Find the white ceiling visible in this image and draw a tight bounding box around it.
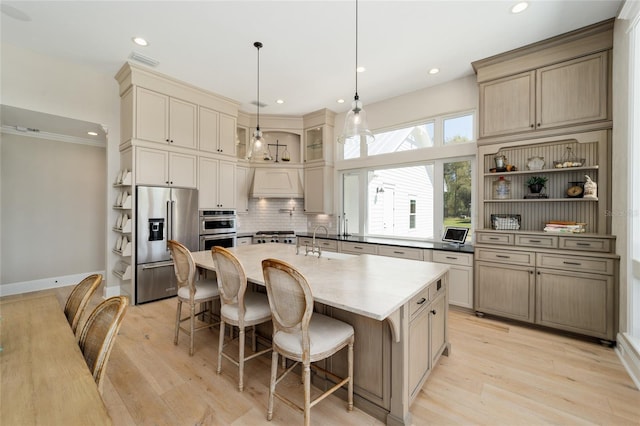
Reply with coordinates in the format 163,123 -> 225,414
1,0 -> 623,135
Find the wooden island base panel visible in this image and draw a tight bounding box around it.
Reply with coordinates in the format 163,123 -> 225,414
192,244 -> 450,425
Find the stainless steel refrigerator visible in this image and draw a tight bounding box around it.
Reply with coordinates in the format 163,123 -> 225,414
136,186 -> 198,304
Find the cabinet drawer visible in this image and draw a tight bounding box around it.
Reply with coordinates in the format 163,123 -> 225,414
475,248 -> 534,266
476,232 -> 514,245
536,253 -> 615,275
515,234 -> 558,248
339,241 -> 377,255
316,239 -> 338,251
298,237 -> 338,251
559,237 -> 612,253
409,286 -> 430,318
432,251 -> 472,266
377,246 -> 423,260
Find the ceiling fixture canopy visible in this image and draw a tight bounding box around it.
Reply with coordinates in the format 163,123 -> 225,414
338,0 -> 374,145
248,41 -> 265,160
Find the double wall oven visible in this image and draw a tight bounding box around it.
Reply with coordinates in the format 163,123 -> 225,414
199,210 -> 237,251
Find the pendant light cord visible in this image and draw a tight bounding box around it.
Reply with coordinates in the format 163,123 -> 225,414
254,41 -> 262,130
354,0 -> 359,100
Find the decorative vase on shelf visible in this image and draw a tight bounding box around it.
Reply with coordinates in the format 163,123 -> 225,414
492,176 -> 511,199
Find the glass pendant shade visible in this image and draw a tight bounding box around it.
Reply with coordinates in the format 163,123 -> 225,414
338,96 -> 374,144
248,128 -> 264,159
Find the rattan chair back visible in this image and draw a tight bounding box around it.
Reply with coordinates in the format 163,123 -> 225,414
211,246 -> 247,320
167,240 -> 198,302
78,296 -> 129,393
64,274 -> 103,335
261,258 -> 314,356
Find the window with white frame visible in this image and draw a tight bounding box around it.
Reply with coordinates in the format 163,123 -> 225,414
339,111 -> 475,241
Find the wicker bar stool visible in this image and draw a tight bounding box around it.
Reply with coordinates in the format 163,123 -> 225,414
211,246 -> 272,391
168,240 -> 220,356
261,258 -> 354,426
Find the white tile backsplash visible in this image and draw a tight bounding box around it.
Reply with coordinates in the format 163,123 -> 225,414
236,198 -> 337,234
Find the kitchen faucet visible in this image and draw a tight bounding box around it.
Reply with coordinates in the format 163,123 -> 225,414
304,225 -> 328,257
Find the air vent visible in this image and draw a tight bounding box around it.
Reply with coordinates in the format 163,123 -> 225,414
129,51 -> 159,67
250,100 -> 268,108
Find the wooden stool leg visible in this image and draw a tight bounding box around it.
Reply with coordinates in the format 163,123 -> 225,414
239,327 -> 245,391
189,303 -> 196,356
348,339 -> 354,411
303,362 -> 311,426
267,350 -> 278,421
217,321 -> 225,374
174,300 -> 182,345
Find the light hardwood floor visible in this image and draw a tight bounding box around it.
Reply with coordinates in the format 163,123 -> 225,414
8,286 -> 640,425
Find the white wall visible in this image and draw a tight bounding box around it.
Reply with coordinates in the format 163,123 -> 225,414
1,43 -> 120,294
335,75 -> 478,139
1,134 -> 106,283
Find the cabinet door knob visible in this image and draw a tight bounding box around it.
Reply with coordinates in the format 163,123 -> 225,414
530,124 -> 534,128
166,138 -> 170,142
537,123 -> 541,127
430,309 -> 437,315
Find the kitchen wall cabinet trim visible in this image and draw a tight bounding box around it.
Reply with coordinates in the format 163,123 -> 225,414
472,19 -> 613,83
235,166 -> 251,214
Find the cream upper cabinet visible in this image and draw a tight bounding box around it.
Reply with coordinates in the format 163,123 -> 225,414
199,107 -> 237,157
304,165 -> 333,214
303,109 -> 335,165
136,87 -> 197,149
199,157 -> 236,209
136,147 -> 197,188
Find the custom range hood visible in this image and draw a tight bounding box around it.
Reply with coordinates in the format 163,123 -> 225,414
250,168 -> 303,198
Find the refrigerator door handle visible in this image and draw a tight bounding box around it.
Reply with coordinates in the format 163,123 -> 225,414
166,200 -> 172,251
141,260 -> 175,269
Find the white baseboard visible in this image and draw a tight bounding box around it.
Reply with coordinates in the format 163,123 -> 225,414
616,332 -> 640,391
0,270 -> 107,297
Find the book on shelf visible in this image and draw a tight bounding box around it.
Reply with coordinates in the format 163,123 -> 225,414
543,222 -> 586,233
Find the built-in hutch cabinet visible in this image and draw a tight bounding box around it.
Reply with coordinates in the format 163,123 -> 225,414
472,19 -> 618,343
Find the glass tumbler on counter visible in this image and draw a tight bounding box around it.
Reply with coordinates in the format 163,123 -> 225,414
492,176 -> 511,199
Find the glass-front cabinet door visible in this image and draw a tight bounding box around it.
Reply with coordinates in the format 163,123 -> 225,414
305,126 -> 324,162
236,126 -> 248,160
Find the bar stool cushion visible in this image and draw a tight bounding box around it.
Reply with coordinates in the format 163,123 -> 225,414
177,279 -> 219,301
220,292 -> 271,323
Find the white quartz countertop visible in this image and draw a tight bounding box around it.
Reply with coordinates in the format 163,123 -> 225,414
192,243 -> 449,321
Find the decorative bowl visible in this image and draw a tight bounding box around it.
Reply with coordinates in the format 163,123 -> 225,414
553,158 -> 585,168
527,156 -> 545,171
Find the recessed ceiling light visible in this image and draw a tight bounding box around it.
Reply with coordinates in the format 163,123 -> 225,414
428,68 -> 440,75
132,37 -> 149,47
87,131 -> 98,136
356,66 -> 366,73
337,99 -> 345,104
276,99 -> 284,104
511,2 -> 528,14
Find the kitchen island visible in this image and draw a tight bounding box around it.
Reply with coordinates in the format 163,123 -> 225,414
192,244 -> 450,426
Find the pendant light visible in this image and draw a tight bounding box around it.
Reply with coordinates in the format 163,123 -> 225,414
338,0 -> 374,144
248,41 -> 265,159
